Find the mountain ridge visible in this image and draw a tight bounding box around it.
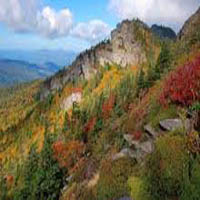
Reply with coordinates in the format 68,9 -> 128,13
0,59 -> 61,86
178,7 -> 200,43
151,24 -> 176,40
40,19 -> 161,99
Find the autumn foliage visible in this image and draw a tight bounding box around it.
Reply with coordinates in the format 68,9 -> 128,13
102,94 -> 115,119
5,175 -> 14,187
52,140 -> 85,171
187,132 -> 200,154
83,117 -> 97,133
132,131 -> 143,140
160,56 -> 200,106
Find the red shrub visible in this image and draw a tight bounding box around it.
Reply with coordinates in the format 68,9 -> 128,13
132,131 -> 143,140
102,94 -> 115,119
83,117 -> 96,133
4,175 -> 14,186
160,56 -> 200,106
52,140 -> 85,171
71,87 -> 83,93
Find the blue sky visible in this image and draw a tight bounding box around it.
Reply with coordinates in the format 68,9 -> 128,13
44,0 -> 116,25
0,0 -> 199,52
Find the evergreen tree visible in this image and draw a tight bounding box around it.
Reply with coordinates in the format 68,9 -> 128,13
146,42 -> 172,87
36,134 -> 65,200
136,68 -> 148,95
155,42 -> 171,76
15,135 -> 65,200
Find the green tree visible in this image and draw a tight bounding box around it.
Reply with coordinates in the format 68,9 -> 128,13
15,135 -> 65,200
136,68 -> 148,95
154,42 -> 172,78
146,42 -> 172,88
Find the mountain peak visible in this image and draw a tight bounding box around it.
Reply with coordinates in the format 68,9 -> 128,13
151,24 -> 176,40
178,7 -> 200,41
40,19 -> 160,99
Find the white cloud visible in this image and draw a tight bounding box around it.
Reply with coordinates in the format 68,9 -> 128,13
108,0 -> 200,31
71,20 -> 111,43
0,0 -> 110,43
37,6 -> 73,38
0,0 -> 38,32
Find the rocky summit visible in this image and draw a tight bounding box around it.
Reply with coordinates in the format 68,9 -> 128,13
40,19 -> 160,99
178,7 -> 200,41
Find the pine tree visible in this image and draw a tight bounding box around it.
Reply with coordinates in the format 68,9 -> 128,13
146,42 -> 172,87
155,42 -> 171,77
136,69 -> 147,95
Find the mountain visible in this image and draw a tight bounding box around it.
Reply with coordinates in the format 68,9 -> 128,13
41,19 -> 161,99
1,7 -> 200,200
151,24 -> 176,40
0,59 -> 61,86
0,49 -> 77,67
178,7 -> 200,41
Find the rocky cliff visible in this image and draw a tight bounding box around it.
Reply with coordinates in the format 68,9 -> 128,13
178,7 -> 200,41
40,19 -> 160,99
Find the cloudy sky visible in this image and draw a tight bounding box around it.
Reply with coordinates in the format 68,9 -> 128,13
0,0 -> 199,51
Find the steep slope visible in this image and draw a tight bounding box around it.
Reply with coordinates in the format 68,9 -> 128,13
2,9 -> 200,200
40,19 -> 161,99
151,24 -> 176,40
0,59 -> 61,86
178,7 -> 200,44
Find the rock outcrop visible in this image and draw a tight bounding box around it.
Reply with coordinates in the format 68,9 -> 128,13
61,92 -> 82,111
40,19 -> 159,100
144,124 -> 158,138
159,118 -> 190,132
178,7 -> 200,41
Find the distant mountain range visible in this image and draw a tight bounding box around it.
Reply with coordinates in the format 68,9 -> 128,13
151,24 -> 176,40
0,59 -> 62,86
0,49 -> 78,86
0,49 -> 77,67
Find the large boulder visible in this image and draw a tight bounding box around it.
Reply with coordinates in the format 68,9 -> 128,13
159,118 -> 190,132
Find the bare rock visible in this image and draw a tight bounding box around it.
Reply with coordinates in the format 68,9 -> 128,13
112,148 -> 136,161
139,141 -> 154,154
61,92 -> 82,111
144,124 -> 158,138
159,119 -> 183,131
159,118 -> 191,132
40,19 -> 159,100
123,134 -> 140,147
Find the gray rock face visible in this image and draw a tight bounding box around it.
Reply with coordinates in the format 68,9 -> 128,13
123,134 -> 140,147
61,92 -> 82,111
144,124 -> 158,138
159,119 -> 186,131
122,133 -> 155,162
178,7 -> 200,40
40,20 -> 153,99
139,141 -> 154,154
112,148 -> 136,161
